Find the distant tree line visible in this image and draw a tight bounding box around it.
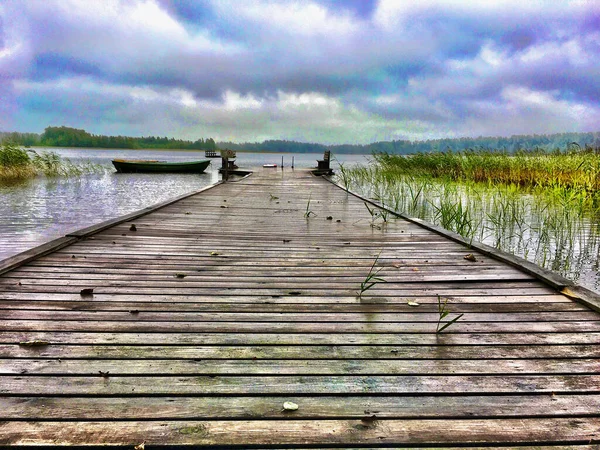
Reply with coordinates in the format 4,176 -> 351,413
1,126 -> 599,154
220,131 -> 600,154
0,126 -> 217,150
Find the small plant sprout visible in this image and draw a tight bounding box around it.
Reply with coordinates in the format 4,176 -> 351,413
436,295 -> 463,333
357,250 -> 386,299
364,202 -> 390,225
304,194 -> 316,218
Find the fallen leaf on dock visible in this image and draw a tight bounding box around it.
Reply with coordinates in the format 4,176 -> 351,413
464,253 -> 477,262
99,370 -> 110,378
210,251 -> 220,256
288,291 -> 301,296
80,288 -> 94,297
129,224 -> 137,231
283,401 -> 299,411
174,273 -> 187,279
134,442 -> 145,450
407,301 -> 420,307
19,340 -> 50,347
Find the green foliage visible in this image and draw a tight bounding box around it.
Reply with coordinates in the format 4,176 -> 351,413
339,147 -> 600,284
364,201 -> 390,225
436,295 -> 463,333
0,144 -> 104,183
357,251 -> 386,299
0,142 -> 31,167
37,126 -> 217,150
218,131 -> 600,155
372,147 -> 600,193
304,194 -> 316,218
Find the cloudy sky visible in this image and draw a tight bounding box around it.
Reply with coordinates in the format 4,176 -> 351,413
1,0 -> 599,144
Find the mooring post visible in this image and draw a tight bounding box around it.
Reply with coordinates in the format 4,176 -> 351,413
281,155 -> 284,169
292,156 -> 294,169
222,157 -> 229,181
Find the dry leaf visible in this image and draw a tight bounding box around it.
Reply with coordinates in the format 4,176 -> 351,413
210,251 -> 220,256
174,273 -> 187,279
391,263 -> 402,268
134,441 -> 145,450
80,288 -> 94,297
283,401 -> 298,411
129,224 -> 137,231
407,301 -> 420,307
464,253 -> 477,262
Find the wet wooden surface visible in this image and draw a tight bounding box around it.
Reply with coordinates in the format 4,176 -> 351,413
1,168 -> 599,448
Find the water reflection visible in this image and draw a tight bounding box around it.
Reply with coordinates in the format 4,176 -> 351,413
0,170 -> 217,260
0,148 -> 370,261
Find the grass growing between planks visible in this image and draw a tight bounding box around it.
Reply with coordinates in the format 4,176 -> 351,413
0,142 -> 104,183
336,147 -> 600,286
357,251 -> 386,299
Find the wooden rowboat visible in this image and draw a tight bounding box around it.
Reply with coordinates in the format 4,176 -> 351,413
112,159 -> 211,173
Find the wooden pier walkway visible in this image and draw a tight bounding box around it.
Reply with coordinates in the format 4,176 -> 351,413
0,168 -> 599,447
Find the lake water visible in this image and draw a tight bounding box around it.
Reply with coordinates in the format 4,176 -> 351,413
0,148 -> 371,260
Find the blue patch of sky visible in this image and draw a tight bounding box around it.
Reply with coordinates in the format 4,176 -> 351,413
316,0 -> 378,19
158,0 -> 246,42
31,54 -> 103,81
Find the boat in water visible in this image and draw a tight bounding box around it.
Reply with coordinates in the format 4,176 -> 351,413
263,164 -> 278,168
112,159 -> 211,173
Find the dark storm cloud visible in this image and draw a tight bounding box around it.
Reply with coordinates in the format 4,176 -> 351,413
2,0 -> 599,143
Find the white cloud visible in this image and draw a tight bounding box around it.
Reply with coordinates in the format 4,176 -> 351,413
215,0 -> 359,37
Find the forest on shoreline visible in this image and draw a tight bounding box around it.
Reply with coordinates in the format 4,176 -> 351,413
1,125 -> 599,154
0,126 -> 217,150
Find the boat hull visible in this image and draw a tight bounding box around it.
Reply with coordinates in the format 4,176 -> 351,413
112,159 -> 211,173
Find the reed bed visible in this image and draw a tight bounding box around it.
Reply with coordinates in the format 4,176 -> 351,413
0,143 -> 104,183
374,146 -> 600,198
337,148 -> 600,286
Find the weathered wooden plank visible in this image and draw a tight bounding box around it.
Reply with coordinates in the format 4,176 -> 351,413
4,344 -> 599,359
4,264 -> 531,276
0,292 -> 572,304
1,285 -> 556,297
3,331 -> 599,345
1,375 -> 599,395
0,299 -> 585,312
3,319 -> 599,333
2,309 -> 597,323
1,394 -> 598,420
0,272 -> 536,284
2,358 -> 598,375
1,418 -> 600,446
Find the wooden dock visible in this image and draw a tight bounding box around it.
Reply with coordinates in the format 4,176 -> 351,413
1,168 -> 599,447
